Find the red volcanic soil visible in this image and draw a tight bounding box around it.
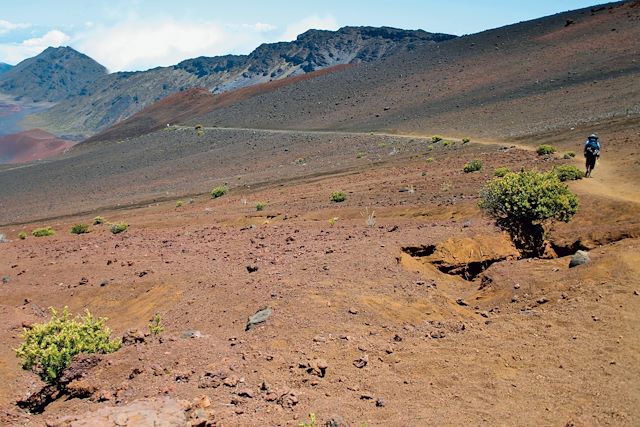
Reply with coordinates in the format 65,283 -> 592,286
0,129 -> 74,163
86,64 -> 352,143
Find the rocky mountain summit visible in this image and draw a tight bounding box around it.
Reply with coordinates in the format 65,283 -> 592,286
9,27 -> 454,138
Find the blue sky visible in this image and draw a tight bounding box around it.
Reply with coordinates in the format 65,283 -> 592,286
0,0 -> 600,71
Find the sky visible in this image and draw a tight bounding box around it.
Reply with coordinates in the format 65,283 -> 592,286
0,0 -> 601,72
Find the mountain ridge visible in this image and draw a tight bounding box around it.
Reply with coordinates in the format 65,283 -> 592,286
16,26 -> 455,138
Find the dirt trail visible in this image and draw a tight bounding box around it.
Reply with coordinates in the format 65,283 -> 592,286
195,125 -> 640,205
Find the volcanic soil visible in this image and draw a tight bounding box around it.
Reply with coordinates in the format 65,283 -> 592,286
1,121 -> 639,426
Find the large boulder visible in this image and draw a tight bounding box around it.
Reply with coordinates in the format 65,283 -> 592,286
569,250 -> 590,268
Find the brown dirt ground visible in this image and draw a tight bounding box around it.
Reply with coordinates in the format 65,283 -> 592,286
1,121 -> 639,426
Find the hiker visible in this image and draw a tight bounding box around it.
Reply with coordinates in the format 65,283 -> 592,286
584,133 -> 601,178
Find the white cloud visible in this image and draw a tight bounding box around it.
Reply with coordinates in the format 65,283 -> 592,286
74,19 -> 274,72
0,30 -> 70,64
281,15 -> 339,41
240,22 -> 277,33
0,19 -> 31,35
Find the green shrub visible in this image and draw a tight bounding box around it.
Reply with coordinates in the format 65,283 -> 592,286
176,200 -> 184,208
70,224 -> 89,234
431,135 -> 443,143
463,159 -> 483,173
148,313 -> 164,336
18,231 -> 27,240
93,216 -> 106,225
299,413 -> 317,427
480,170 -> 578,256
256,202 -> 266,211
563,151 -> 576,159
110,223 -> 128,234
442,140 -> 452,147
553,165 -> 584,182
15,307 -> 121,384
330,191 -> 347,203
211,185 -> 228,198
536,144 -> 556,156
194,124 -> 203,130
494,166 -> 511,177
32,227 -> 55,237
196,130 -> 204,137
425,157 -> 434,163
462,137 -> 471,144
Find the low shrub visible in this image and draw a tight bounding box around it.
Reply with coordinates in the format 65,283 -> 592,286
494,166 -> 511,177
148,313 -> 164,336
330,191 -> 347,203
15,307 -> 121,384
425,157 -> 434,163
462,137 -> 471,144
194,124 -> 203,130
176,200 -> 183,208
93,216 -> 106,225
431,135 -> 443,143
563,151 -> 576,159
110,223 -> 128,234
211,185 -> 228,198
256,202 -> 266,211
480,170 -> 578,256
32,227 -> 55,237
553,165 -> 584,181
463,159 -> 483,173
18,231 -> 27,240
196,130 -> 204,137
442,140 -> 452,147
536,144 -> 556,156
70,224 -> 89,234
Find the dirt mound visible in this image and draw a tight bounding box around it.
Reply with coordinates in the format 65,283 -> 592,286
0,129 -> 74,164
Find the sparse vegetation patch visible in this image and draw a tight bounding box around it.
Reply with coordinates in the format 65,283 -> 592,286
32,227 -> 55,237
553,165 -> 584,181
15,307 -> 121,384
211,185 -> 228,198
330,191 -> 347,203
536,144 -> 556,156
70,224 -> 89,234
463,159 -> 483,173
110,222 -> 129,234
494,166 -> 511,177
93,216 -> 106,225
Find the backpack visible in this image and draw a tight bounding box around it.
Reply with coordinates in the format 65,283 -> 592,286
585,138 -> 600,156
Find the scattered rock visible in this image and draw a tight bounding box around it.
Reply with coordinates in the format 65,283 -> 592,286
198,369 -> 227,389
223,376 -> 239,387
246,265 -> 259,273
325,415 -> 347,427
537,297 -> 549,305
376,397 -> 386,407
353,354 -> 368,368
237,388 -> 254,398
246,306 -> 272,331
348,307 -> 359,315
569,250 -> 590,268
456,298 -> 468,306
122,328 -> 146,345
182,330 -> 202,339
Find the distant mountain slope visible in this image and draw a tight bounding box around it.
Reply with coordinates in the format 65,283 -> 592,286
0,47 -> 106,102
186,1 -> 639,139
25,27 -> 455,138
0,63 -> 11,75
0,129 -> 74,163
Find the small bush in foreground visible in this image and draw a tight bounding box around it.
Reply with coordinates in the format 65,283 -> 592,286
431,135 -> 443,143
70,224 -> 89,234
18,231 -> 27,240
32,227 -> 55,237
563,151 -> 576,159
494,166 -> 511,177
110,223 -> 128,234
463,159 -> 483,173
330,191 -> 346,203
15,307 -> 121,384
93,216 -> 106,225
536,144 -> 556,156
211,185 -> 228,198
148,313 -> 164,336
256,202 -> 266,211
553,165 -> 584,182
480,170 -> 578,256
